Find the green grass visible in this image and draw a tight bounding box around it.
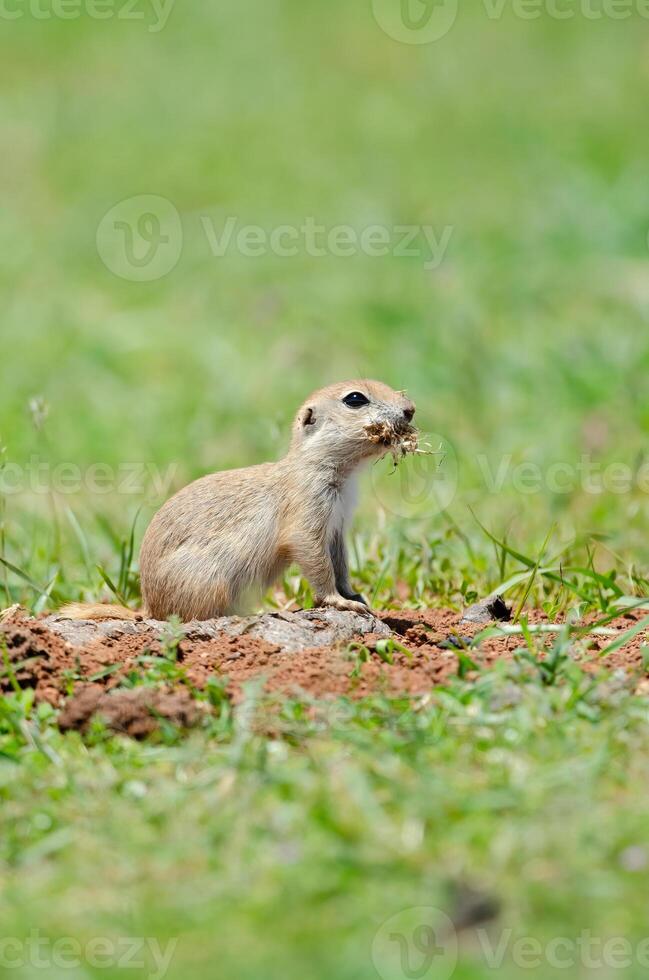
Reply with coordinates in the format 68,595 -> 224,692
3,658 -> 649,979
2,2 -> 649,977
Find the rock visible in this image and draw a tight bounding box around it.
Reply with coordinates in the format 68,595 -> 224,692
460,595 -> 511,626
42,607 -> 390,654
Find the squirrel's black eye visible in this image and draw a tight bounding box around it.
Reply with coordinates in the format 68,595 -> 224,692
342,391 -> 370,409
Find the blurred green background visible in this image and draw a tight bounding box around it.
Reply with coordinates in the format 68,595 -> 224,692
3,0 -> 649,605
3,5 -> 649,980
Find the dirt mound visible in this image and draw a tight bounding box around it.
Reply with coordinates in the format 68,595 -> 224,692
0,618 -> 75,706
2,605 -> 649,724
58,684 -> 201,738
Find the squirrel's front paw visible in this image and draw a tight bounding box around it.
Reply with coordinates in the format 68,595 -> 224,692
317,594 -> 373,616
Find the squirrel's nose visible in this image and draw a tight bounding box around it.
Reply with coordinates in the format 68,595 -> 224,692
402,402 -> 415,423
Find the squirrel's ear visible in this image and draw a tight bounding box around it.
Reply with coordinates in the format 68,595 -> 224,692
291,404 -> 318,448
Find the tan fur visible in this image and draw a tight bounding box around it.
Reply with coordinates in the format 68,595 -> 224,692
68,380 -> 416,624
59,602 -> 138,621
0,604 -> 22,624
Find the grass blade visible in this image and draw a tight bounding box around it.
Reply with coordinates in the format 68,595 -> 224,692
513,524 -> 555,622
64,505 -> 93,579
598,615 -> 649,658
0,556 -> 50,599
96,564 -> 127,605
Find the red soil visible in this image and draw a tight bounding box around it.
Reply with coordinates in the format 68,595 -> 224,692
1,605 -> 647,736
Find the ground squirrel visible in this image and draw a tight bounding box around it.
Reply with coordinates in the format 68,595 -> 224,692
63,380 -> 416,623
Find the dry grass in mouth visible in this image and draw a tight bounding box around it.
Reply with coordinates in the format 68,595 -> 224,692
364,420 -> 420,463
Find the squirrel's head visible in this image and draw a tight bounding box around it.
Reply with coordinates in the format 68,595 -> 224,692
290,379 -> 416,468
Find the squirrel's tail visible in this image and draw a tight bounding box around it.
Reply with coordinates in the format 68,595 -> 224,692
58,602 -> 140,621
